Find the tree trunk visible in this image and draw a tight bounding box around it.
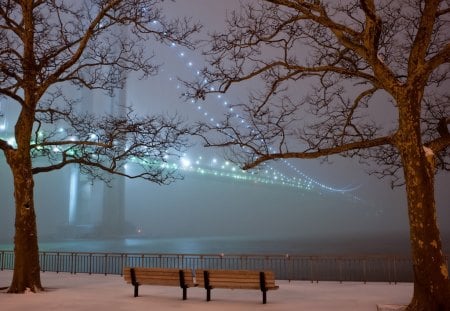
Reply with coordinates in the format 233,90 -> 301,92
5,109 -> 43,293
5,149 -> 43,293
403,161 -> 450,310
398,118 -> 450,310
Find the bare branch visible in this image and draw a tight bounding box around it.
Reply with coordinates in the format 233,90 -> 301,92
186,0 -> 449,185
30,103 -> 195,184
242,135 -> 392,170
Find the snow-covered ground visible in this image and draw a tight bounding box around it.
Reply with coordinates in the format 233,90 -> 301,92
0,270 -> 411,310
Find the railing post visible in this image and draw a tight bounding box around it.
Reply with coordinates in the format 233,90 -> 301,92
178,254 -> 183,269
123,253 -> 128,275
56,252 -> 59,273
393,257 -> 397,284
338,258 -> 342,283
285,254 -> 291,282
200,255 -> 204,270
362,258 -> 367,284
387,257 -> 391,284
42,252 -> 46,272
88,253 -> 92,275
71,252 -> 76,274
104,253 -> 108,275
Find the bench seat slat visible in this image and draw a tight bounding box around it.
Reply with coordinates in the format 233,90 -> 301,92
206,284 -> 279,290
133,274 -> 181,280
210,277 -> 261,282
196,281 -> 278,289
207,283 -> 261,289
137,280 -> 182,286
194,269 -> 278,303
123,267 -> 196,299
198,269 -> 261,275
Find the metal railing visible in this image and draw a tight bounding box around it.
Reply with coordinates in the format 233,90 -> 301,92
1,250 -> 437,283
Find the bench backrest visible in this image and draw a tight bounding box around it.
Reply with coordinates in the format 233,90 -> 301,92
123,267 -> 196,287
195,269 -> 277,289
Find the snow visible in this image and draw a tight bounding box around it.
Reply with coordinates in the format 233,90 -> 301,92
0,270 -> 412,310
423,146 -> 434,157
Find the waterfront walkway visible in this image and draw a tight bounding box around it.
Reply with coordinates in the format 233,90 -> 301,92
0,270 -> 411,310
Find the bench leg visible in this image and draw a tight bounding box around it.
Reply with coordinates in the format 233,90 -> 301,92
259,271 -> 268,304
204,271 -> 212,301
182,287 -> 187,300
206,288 -> 211,301
130,268 -> 139,297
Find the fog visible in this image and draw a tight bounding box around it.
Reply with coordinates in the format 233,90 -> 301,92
0,155 -> 413,243
0,0 -> 449,254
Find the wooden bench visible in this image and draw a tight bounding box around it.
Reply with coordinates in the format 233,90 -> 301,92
123,267 -> 196,300
195,269 -> 279,304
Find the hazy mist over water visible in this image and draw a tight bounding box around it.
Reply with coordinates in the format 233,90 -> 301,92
1,160 -> 449,255
0,235 -> 414,256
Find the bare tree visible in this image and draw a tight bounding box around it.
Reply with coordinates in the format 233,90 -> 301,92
0,0 -> 200,293
185,1 -> 450,310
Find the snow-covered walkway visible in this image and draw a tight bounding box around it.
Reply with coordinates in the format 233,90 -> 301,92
0,270 -> 411,310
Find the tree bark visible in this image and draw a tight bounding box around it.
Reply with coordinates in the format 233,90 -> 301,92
396,96 -> 450,310
4,105 -> 43,293
6,152 -> 43,293
403,159 -> 450,310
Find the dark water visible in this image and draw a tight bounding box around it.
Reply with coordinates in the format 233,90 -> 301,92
1,234 -> 418,255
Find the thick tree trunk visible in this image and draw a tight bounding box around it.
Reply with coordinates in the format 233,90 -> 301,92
396,106 -> 450,309
403,160 -> 450,310
4,4 -> 43,293
4,107 -> 43,293
7,156 -> 43,293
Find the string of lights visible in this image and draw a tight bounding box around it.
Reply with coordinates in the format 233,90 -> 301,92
162,40 -> 359,195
